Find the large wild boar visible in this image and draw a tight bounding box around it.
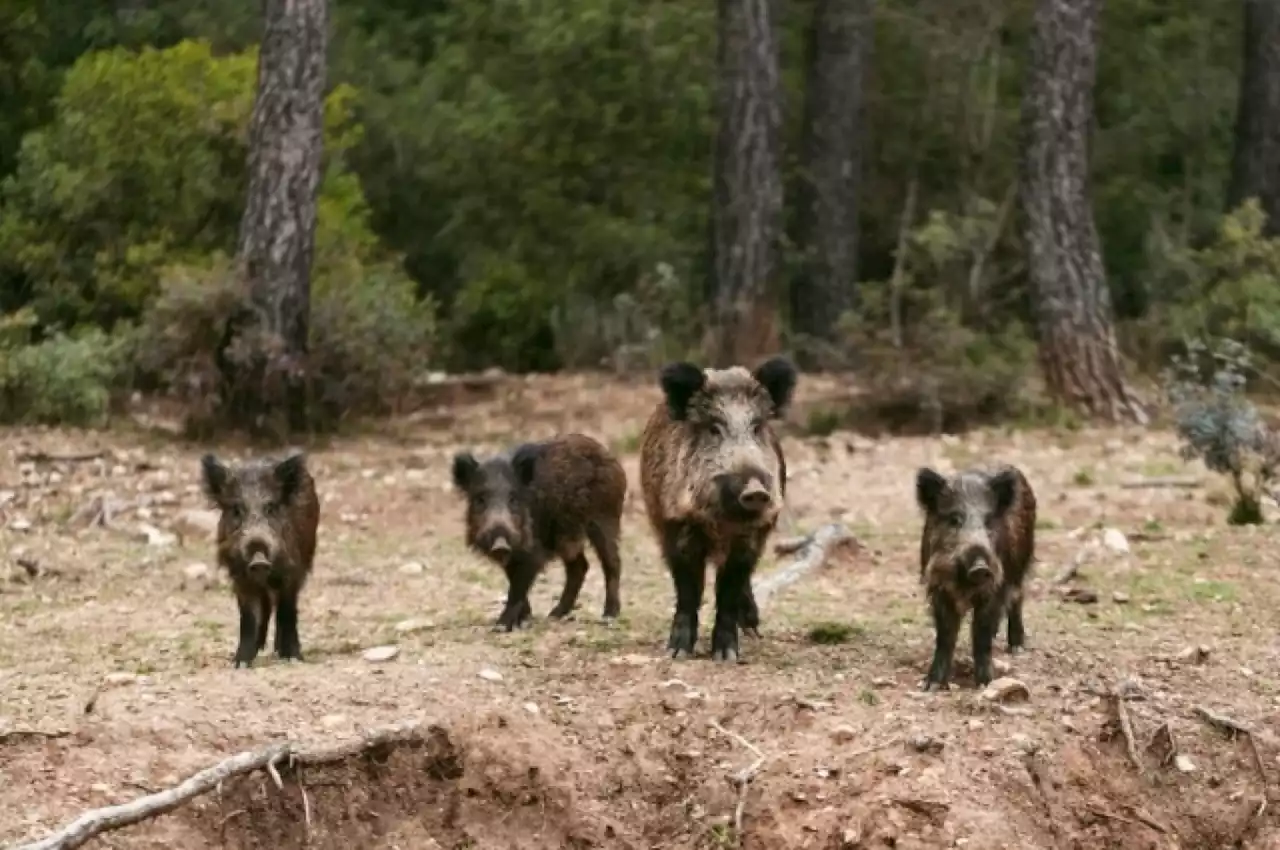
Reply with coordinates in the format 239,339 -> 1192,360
639,356 -> 797,662
452,433 -> 627,630
200,452 -> 320,668
914,464 -> 1037,690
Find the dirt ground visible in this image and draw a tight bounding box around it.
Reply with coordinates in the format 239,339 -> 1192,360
2,372 -> 1279,850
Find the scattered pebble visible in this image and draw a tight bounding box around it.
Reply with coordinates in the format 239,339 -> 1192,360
1102,528 -> 1130,554
182,562 -> 210,581
523,702 -> 539,715
393,618 -> 432,634
320,714 -> 349,728
103,672 -> 139,686
909,734 -> 944,754
478,667 -> 504,682
831,724 -> 858,744
611,654 -> 651,667
398,561 -> 425,576
1112,591 -> 1130,604
362,645 -> 400,663
1062,587 -> 1099,605
981,677 -> 1030,704
1175,754 -> 1197,773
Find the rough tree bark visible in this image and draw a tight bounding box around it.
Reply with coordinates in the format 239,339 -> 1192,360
227,0 -> 328,434
709,0 -> 785,367
1019,0 -> 1147,424
790,0 -> 872,361
1227,0 -> 1280,233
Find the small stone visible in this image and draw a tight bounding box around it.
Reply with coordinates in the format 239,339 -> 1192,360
981,677 -> 1031,704
103,672 -> 138,686
523,702 -> 540,715
610,653 -> 651,667
183,563 -> 210,580
831,724 -> 858,744
398,561 -> 425,576
1010,733 -> 1038,754
136,523 -> 177,548
394,618 -> 432,634
992,658 -> 1012,675
1174,754 -> 1196,773
320,714 -> 349,728
478,667 -> 503,682
1062,587 -> 1099,604
909,734 -> 944,754
1112,591 -> 1130,604
10,517 -> 32,532
362,645 -> 400,663
1102,528 -> 1130,554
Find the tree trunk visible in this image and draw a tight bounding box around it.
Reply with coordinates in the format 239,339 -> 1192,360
709,0 -> 784,367
1227,0 -> 1280,233
229,0 -> 328,435
1019,0 -> 1147,424
790,0 -> 872,362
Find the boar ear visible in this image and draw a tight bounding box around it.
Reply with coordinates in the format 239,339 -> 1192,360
988,468 -> 1019,516
659,361 -> 706,420
273,452 -> 308,502
452,452 -> 480,492
915,467 -> 947,514
511,442 -> 544,487
753,356 -> 797,418
200,454 -> 233,506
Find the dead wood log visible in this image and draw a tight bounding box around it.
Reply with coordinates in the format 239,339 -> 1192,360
755,522 -> 859,607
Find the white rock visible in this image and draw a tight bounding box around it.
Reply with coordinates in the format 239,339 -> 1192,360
1175,754 -> 1196,773
362,645 -> 400,663
398,561 -> 426,576
10,517 -> 32,532
183,563 -> 210,580
1112,590 -> 1130,603
394,618 -> 432,634
478,667 -> 504,682
1101,528 -> 1130,554
136,523 -> 177,548
830,724 -> 858,744
320,714 -> 349,729
523,702 -> 539,715
103,672 -> 138,686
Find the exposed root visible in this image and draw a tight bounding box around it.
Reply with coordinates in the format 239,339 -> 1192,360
1195,706 -> 1271,808
756,523 -> 859,606
709,721 -> 768,846
0,728 -> 72,746
11,720 -> 438,850
1118,476 -> 1202,490
1111,693 -> 1145,778
15,451 -> 107,465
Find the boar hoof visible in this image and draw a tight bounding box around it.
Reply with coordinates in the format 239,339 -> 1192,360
711,646 -> 739,663
547,604 -> 573,619
667,613 -> 697,658
920,678 -> 951,692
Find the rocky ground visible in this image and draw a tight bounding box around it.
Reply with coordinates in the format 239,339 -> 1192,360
1,372 -> 1278,849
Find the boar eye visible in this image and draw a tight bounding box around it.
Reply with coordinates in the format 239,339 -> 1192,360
227,504 -> 246,524
751,417 -> 765,436
709,420 -> 729,439
263,501 -> 280,517
946,511 -> 964,528
473,492 -> 488,509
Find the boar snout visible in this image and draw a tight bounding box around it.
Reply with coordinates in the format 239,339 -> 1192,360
957,543 -> 996,581
715,469 -> 774,515
476,526 -> 516,563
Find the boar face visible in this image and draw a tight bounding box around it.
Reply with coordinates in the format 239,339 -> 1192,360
202,452 -> 310,590
660,356 -> 796,522
916,467 -> 1019,586
451,451 -> 534,565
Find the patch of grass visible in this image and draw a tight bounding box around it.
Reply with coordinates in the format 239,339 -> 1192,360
1140,460 -> 1182,477
1036,517 -> 1060,530
806,621 -> 863,645
858,688 -> 880,706
610,428 -> 642,455
804,407 -> 842,437
1143,519 -> 1164,533
1188,579 -> 1237,604
1072,468 -> 1095,486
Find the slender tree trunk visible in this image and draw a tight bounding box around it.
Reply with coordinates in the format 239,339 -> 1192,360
229,0 -> 328,435
1228,0 -> 1280,233
1019,0 -> 1146,424
709,0 -> 784,367
790,0 -> 872,362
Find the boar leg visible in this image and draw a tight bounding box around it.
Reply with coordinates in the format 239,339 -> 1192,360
549,553 -> 589,620
711,542 -> 757,663
496,557 -> 538,631
587,521 -> 623,620
922,592 -> 961,690
255,599 -> 272,653
233,592 -> 264,668
738,583 -> 761,638
1005,587 -> 1026,654
275,594 -> 304,661
971,599 -> 1001,687
662,521 -> 708,659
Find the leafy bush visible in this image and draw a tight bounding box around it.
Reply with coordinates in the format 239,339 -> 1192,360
1161,337 -> 1279,524
0,309 -> 130,426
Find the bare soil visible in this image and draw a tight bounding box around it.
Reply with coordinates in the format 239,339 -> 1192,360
2,372 -> 1279,849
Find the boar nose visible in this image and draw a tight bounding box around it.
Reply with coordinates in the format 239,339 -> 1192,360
959,545 -> 994,580
738,478 -> 772,510
489,537 -> 512,557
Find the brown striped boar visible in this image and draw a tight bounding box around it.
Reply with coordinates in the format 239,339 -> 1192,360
200,452 -> 320,668
639,356 -> 797,662
451,433 -> 627,631
915,464 -> 1037,690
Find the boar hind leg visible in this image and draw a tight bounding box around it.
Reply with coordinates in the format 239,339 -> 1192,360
922,591 -> 961,691
587,521 -> 622,621
711,539 -> 759,663
970,599 -> 1002,687
233,592 -> 265,669
549,553 -> 589,620
274,594 -> 304,662
662,521 -> 708,659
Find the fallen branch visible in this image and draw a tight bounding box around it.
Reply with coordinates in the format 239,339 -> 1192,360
1118,476 -> 1202,490
709,721 -> 768,846
1088,806 -> 1168,835
1195,706 -> 1270,799
1111,694 -> 1144,778
15,451 -> 106,465
0,728 -> 72,746
11,720 -> 437,850
756,523 -> 858,607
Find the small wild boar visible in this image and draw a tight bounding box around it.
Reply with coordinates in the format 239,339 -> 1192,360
914,464 -> 1037,690
451,433 -> 627,631
201,452 -> 320,668
639,356 -> 797,662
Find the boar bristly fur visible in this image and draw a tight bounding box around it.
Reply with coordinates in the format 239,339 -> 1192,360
452,433 -> 627,631
640,356 -> 797,662
915,464 -> 1036,690
201,451 -> 320,668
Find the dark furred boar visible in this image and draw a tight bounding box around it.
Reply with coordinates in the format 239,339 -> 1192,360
915,464 -> 1037,690
640,356 -> 797,662
200,452 -> 320,668
451,433 -> 627,631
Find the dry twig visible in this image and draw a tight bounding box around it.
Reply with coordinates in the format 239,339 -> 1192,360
0,728 -> 72,745
1195,706 -> 1270,804
16,451 -> 106,465
709,721 -> 768,846
755,523 -> 859,607
11,720 -> 439,850
1112,694 -> 1145,778
1118,476 -> 1202,490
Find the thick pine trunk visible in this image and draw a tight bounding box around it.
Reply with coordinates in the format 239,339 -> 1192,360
230,0 -> 328,434
1019,0 -> 1146,424
710,0 -> 784,366
1228,0 -> 1280,232
791,0 -> 871,358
